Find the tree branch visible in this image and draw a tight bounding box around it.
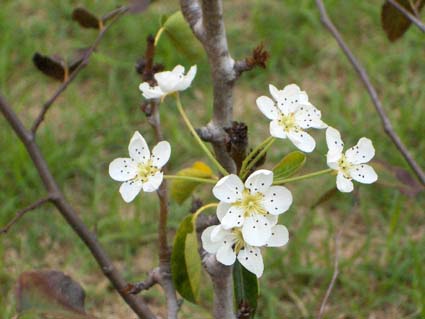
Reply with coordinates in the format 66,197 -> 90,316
0,196 -> 52,234
31,6 -> 129,134
0,94 -> 156,319
126,267 -> 161,294
387,0 -> 425,33
315,0 -> 425,185
317,231 -> 341,319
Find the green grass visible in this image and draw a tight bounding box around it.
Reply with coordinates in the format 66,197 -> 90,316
1,0 -> 425,318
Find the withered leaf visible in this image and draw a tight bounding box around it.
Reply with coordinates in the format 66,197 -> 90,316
72,7 -> 101,29
32,53 -> 66,82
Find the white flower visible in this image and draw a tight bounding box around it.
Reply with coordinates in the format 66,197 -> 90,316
212,170 -> 292,247
256,84 -> 327,153
201,223 -> 289,278
109,131 -> 171,203
139,65 -> 197,99
326,126 -> 378,193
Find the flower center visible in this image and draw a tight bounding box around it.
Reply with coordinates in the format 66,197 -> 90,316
235,190 -> 266,217
136,160 -> 159,182
278,112 -> 297,132
231,228 -> 245,254
338,154 -> 352,178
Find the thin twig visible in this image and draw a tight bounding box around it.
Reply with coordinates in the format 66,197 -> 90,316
126,268 -> 161,294
0,196 -> 52,234
315,0 -> 425,186
0,95 -> 156,318
387,0 -> 425,33
317,231 -> 341,319
31,6 -> 129,134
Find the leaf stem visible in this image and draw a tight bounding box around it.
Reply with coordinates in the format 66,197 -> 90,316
240,136 -> 273,174
154,27 -> 165,47
193,203 -> 219,220
274,168 -> 334,184
175,93 -> 229,176
240,137 -> 275,180
164,175 -> 218,184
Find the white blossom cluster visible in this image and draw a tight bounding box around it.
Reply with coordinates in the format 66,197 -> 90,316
108,64 -> 378,277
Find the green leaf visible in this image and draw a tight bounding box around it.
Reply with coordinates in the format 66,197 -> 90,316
171,215 -> 202,304
273,151 -> 306,180
170,161 -> 214,204
233,260 -> 258,318
161,11 -> 204,60
381,0 -> 425,42
16,270 -> 97,319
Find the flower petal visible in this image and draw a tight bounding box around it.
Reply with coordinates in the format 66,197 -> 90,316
216,242 -> 237,266
265,213 -> 278,226
221,205 -> 245,229
242,214 -> 272,246
109,158 -> 137,182
349,164 -> 378,184
237,246 -> 264,278
269,84 -> 281,101
256,96 -> 279,120
212,174 -> 244,203
176,65 -> 197,91
142,171 -> 163,192
269,120 -> 287,139
217,201 -> 231,222
245,169 -> 274,194
287,130 -> 316,153
266,225 -> 289,247
201,226 -> 222,254
154,66 -> 182,93
139,82 -> 164,99
261,186 -> 293,215
326,126 -> 344,155
151,141 -> 171,168
295,103 -> 327,129
336,172 -> 354,193
119,180 -> 143,203
129,131 -> 150,163
345,137 -> 375,165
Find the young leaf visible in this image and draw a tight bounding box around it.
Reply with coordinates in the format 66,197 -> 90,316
273,151 -> 306,180
32,53 -> 66,82
233,260 -> 258,318
381,0 -> 425,41
171,215 -> 202,304
161,11 -> 204,60
72,7 -> 101,29
16,270 -> 97,318
170,161 -> 214,204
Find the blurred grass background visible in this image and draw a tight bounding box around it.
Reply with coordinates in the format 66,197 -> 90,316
1,0 -> 425,318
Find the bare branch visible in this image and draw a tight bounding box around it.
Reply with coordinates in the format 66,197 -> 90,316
126,268 -> 161,294
317,231 -> 341,319
1,196 -> 52,234
315,0 -> 425,186
31,6 -> 129,134
387,0 -> 425,33
0,94 -> 157,319
234,43 -> 270,77
180,0 -> 204,39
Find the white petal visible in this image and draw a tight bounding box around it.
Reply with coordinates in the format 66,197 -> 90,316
266,225 -> 289,247
295,103 -> 327,129
139,82 -> 164,99
201,226 -> 221,254
281,83 -> 302,96
212,174 -> 244,203
210,224 -> 228,241
151,141 -> 171,168
256,96 -> 279,120
242,214 -> 272,246
128,131 -> 150,163
265,213 -> 278,226
175,65 -> 197,91
245,169 -> 274,194
237,246 -> 264,278
269,120 -> 287,139
349,164 -> 378,184
119,180 -> 143,203
217,201 -> 231,222
261,186 -> 293,215
221,205 -> 245,229
287,130 -> 316,153
345,137 -> 375,165
109,158 -> 137,182
269,84 -> 281,101
326,126 -> 344,155
216,242 -> 236,266
142,172 -> 163,192
327,151 -> 342,169
155,68 -> 180,93
336,172 -> 354,193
